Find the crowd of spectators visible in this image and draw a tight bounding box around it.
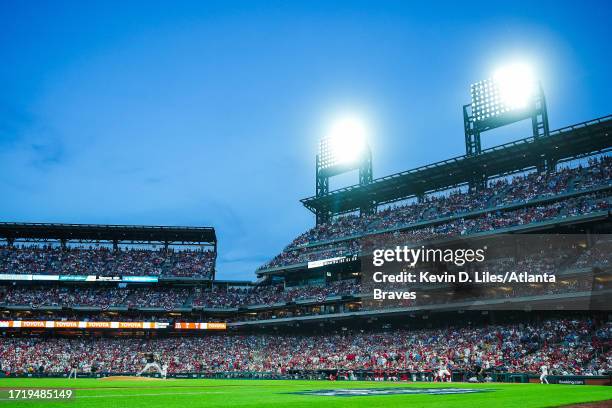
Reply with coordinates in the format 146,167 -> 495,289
0,286 -> 188,309
0,311 -> 174,323
573,239 -> 612,269
192,280 -> 361,308
1,318 -> 609,376
1,268 -> 606,316
0,246 -> 215,278
0,281 -> 359,309
0,280 -> 361,309
262,189 -> 611,269
0,235 -> 608,315
283,156 -> 612,250
260,156 -> 612,269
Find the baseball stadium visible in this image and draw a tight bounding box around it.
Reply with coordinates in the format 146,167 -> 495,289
1,2 -> 611,408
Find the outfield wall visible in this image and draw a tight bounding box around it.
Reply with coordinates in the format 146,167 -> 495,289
2,371 -> 609,385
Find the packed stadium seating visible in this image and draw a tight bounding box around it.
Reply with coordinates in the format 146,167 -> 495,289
0,281 -> 362,310
259,157 -> 612,270
294,157 -> 611,247
0,311 -> 175,322
0,272 -> 604,316
0,246 -> 215,278
574,240 -> 612,269
2,235 -> 610,312
1,286 -> 190,309
1,318 -> 609,376
261,192 -> 610,269
192,280 -> 361,308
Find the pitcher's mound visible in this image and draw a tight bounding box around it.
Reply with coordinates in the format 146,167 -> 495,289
99,376 -> 165,381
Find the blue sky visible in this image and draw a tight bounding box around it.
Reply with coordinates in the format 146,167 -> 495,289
0,1 -> 610,279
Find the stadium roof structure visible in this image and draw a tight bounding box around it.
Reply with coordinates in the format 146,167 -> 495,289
301,114 -> 612,217
0,222 -> 217,247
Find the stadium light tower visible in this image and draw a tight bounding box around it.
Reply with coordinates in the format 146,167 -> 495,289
315,115 -> 373,225
463,62 -> 549,156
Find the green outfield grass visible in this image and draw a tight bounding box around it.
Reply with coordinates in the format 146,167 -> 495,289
0,378 -> 610,408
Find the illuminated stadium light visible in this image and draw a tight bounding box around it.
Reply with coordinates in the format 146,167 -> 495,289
315,115 -> 374,224
470,63 -> 537,123
464,61 -> 549,158
318,116 -> 368,169
494,63 -> 536,109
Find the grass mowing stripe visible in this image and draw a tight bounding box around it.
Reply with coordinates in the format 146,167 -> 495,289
0,379 -> 610,408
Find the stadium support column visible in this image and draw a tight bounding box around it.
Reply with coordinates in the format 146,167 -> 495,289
464,105 -> 487,191
315,156 -> 331,225
359,148 -> 375,216
316,209 -> 330,225
470,172 -> 487,192
212,240 -> 218,280
531,84 -> 551,171
464,104 -> 481,156
532,83 -> 550,140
